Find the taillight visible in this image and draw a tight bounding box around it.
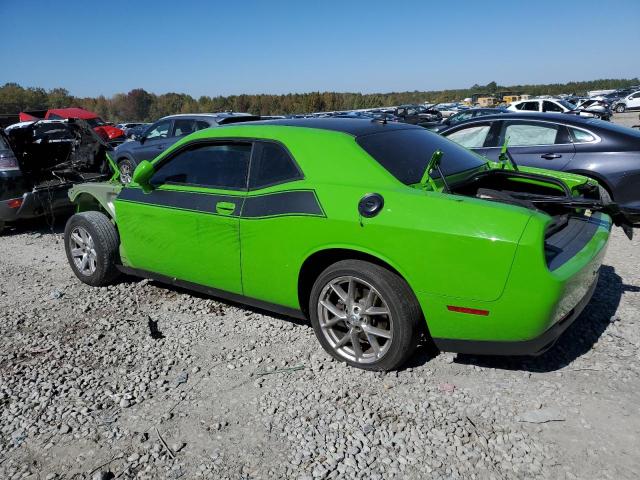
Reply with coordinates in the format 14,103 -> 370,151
7,198 -> 23,209
0,153 -> 20,171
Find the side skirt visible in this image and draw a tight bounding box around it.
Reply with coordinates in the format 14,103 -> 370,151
117,265 -> 307,321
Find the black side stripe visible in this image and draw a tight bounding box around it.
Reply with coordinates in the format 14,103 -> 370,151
117,188 -> 325,219
118,188 -> 242,215
242,190 -> 324,218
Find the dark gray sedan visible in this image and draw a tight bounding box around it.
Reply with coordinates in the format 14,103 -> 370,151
113,113 -> 258,183
440,113 -> 640,223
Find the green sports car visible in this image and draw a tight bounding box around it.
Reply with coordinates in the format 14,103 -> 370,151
64,118 -> 615,370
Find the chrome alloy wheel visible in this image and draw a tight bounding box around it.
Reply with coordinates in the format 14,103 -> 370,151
317,275 -> 393,364
69,226 -> 97,276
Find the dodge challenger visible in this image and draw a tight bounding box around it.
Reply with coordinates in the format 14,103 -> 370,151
63,118 -> 618,370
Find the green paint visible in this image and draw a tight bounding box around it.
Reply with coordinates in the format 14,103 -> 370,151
69,124 -> 611,344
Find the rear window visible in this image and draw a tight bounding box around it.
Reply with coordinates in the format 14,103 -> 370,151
357,128 -> 487,185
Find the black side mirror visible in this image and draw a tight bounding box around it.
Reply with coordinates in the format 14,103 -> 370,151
138,135 -> 146,144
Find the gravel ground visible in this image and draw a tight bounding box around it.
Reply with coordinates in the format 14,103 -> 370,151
1,114 -> 639,479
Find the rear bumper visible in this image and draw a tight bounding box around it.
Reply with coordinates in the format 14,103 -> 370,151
433,272 -> 598,356
0,187 -> 73,222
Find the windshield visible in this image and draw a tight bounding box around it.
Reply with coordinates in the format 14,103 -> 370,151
85,117 -> 106,128
557,100 -> 577,110
357,128 -> 487,185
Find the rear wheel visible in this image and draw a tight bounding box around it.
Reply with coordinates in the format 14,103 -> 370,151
64,211 -> 120,286
309,260 -> 423,371
615,104 -> 626,113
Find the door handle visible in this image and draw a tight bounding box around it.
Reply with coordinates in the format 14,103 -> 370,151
216,201 -> 236,215
541,153 -> 562,160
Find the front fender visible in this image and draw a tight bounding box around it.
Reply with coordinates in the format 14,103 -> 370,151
68,182 -> 123,219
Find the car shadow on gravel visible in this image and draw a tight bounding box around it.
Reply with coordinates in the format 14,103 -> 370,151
451,265 -> 639,373
0,215 -> 68,236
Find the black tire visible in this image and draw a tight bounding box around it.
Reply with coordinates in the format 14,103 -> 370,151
309,259 -> 423,371
117,158 -> 136,184
615,104 -> 626,113
64,211 -> 120,286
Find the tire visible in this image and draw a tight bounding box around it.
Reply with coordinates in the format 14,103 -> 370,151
64,211 -> 120,286
0,220 -> 5,235
615,104 -> 626,113
117,158 -> 136,184
309,260 -> 423,371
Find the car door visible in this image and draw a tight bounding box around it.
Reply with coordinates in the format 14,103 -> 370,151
627,92 -> 640,110
132,119 -> 174,162
497,120 -> 575,170
115,141 -> 252,294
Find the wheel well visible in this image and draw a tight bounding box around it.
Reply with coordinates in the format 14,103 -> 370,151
74,193 -> 112,218
297,248 -> 404,317
568,171 -> 615,200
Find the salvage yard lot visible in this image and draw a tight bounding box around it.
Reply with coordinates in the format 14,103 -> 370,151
1,115 -> 639,480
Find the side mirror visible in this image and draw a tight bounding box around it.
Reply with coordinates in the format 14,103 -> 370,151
132,160 -> 155,193
138,135 -> 146,144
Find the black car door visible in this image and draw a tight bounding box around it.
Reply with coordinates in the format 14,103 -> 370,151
133,119 -> 174,162
496,119 -> 575,170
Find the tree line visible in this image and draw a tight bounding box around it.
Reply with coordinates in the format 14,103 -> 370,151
1,78 -> 638,123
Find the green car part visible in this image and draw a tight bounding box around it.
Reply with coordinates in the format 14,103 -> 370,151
64,118 -> 612,370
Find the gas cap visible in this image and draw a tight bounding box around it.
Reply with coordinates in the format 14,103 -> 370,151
358,193 -> 384,218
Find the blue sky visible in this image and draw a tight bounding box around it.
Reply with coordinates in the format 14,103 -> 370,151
1,0 -> 638,98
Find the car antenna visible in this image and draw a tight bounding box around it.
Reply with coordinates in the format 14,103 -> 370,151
498,137 -> 519,171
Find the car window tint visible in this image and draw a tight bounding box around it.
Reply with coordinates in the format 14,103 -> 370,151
446,125 -> 491,148
504,123 -> 559,146
173,119 -> 197,137
195,121 -> 210,130
569,127 -> 596,143
451,111 -> 474,124
521,101 -> 540,111
146,120 -> 171,140
357,128 -> 487,185
249,142 -> 302,189
151,143 -> 251,190
543,101 -> 563,112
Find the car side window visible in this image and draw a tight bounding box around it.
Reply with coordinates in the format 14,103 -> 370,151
145,120 -> 171,140
503,122 -> 560,146
172,119 -> 197,137
451,111 -> 473,124
150,142 -> 252,190
569,127 -> 596,143
195,121 -> 211,130
249,141 -> 302,189
543,101 -> 563,112
521,101 -> 540,111
446,124 -> 492,148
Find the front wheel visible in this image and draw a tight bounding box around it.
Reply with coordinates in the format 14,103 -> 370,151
615,104 -> 626,113
64,211 -> 121,286
309,260 -> 423,371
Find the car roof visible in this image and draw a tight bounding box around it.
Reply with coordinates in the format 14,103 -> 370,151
451,112 -> 591,123
238,118 -> 421,137
159,113 -> 253,121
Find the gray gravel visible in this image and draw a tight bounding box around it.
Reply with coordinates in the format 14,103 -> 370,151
0,114 -> 639,479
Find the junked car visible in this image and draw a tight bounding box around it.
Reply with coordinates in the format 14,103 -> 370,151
63,118 -> 628,370
0,119 -> 114,233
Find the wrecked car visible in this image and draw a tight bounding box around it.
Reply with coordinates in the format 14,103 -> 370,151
20,108 -> 126,144
0,119 -> 115,233
63,118 -> 630,371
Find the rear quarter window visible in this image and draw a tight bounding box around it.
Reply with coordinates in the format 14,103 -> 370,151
357,128 -> 487,184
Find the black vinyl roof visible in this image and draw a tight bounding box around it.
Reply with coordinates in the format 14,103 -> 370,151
240,118 -> 421,137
